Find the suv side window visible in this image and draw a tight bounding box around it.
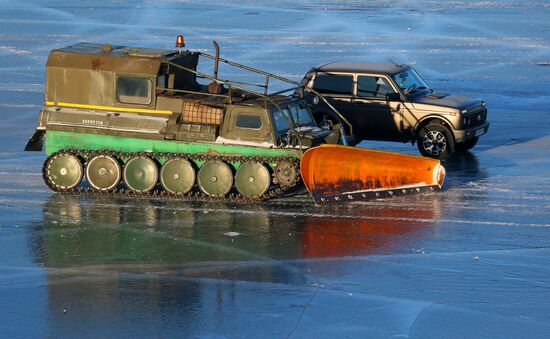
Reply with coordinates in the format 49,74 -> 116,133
357,76 -> 393,99
312,74 -> 353,95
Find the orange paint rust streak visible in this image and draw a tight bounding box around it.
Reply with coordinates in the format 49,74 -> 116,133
301,144 -> 442,196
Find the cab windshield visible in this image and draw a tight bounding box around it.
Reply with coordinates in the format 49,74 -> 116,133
291,105 -> 315,127
271,104 -> 316,135
272,109 -> 292,134
392,68 -> 431,96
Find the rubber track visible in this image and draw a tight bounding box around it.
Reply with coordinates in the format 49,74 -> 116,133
43,149 -> 301,202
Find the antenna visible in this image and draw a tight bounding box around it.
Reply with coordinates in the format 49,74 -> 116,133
388,59 -> 400,67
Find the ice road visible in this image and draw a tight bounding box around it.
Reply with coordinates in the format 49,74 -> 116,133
1,0 -> 549,338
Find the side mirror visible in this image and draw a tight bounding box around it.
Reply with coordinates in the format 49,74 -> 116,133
385,92 -> 401,101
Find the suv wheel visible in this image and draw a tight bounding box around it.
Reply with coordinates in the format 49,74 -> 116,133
455,137 -> 479,152
417,123 -> 454,159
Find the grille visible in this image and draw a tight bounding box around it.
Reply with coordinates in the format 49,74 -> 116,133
182,101 -> 224,125
467,108 -> 487,128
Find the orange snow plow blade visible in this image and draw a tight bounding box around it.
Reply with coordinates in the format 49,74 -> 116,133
300,144 -> 445,204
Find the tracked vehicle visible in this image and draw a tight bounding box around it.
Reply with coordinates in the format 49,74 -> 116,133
25,37 -> 445,203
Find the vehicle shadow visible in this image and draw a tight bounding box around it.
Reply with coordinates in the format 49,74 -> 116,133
441,151 -> 488,187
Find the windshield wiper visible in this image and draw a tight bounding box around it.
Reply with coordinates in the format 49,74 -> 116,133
410,86 -> 431,95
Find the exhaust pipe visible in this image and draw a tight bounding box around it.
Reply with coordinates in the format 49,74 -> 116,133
208,40 -> 222,94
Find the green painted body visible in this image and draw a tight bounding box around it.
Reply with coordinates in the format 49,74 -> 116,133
45,130 -> 302,164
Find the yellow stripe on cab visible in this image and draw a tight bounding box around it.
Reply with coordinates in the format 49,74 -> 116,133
45,101 -> 173,115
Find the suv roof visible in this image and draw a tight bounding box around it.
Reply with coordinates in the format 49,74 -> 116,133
313,61 -> 410,76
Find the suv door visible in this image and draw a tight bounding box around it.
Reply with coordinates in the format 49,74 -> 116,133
353,75 -> 403,141
310,73 -> 354,131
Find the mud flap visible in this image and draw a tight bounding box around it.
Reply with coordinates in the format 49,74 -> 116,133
24,129 -> 46,151
300,144 -> 445,204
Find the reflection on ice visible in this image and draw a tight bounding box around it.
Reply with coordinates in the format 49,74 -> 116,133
26,194 -> 444,337
442,151 -> 488,187
34,195 -> 445,269
302,206 -> 435,258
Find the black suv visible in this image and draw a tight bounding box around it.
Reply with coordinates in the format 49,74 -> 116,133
302,62 -> 489,159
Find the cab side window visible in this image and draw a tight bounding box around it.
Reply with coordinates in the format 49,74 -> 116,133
312,74 -> 353,95
116,76 -> 152,105
228,111 -> 271,143
236,114 -> 262,129
357,76 -> 393,99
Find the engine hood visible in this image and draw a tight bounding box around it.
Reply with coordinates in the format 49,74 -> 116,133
413,92 -> 481,110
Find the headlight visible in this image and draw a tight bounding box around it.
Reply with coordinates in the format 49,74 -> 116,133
460,109 -> 467,114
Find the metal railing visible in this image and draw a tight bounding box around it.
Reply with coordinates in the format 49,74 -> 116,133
160,51 -> 353,136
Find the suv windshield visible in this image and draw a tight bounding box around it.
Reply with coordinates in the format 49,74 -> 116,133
392,68 -> 430,96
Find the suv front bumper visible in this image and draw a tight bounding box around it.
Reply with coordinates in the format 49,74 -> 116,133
453,121 -> 490,143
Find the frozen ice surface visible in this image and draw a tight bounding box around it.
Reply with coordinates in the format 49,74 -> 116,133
1,1 -> 549,338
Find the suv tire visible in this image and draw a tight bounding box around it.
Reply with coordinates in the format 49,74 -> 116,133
455,137 -> 479,152
417,123 -> 454,159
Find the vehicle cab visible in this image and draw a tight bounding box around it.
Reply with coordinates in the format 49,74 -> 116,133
217,99 -> 337,149
303,62 -> 489,159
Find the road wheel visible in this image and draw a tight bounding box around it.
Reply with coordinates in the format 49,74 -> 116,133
235,161 -> 271,197
86,155 -> 121,190
45,152 -> 83,190
455,137 -> 479,152
160,158 -> 195,194
197,160 -> 233,197
123,156 -> 158,193
417,123 -> 454,159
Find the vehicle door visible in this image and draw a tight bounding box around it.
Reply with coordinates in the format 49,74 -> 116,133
353,74 -> 403,140
221,106 -> 276,145
310,72 -> 355,127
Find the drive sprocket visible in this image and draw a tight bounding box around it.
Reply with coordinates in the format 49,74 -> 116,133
273,159 -> 299,188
